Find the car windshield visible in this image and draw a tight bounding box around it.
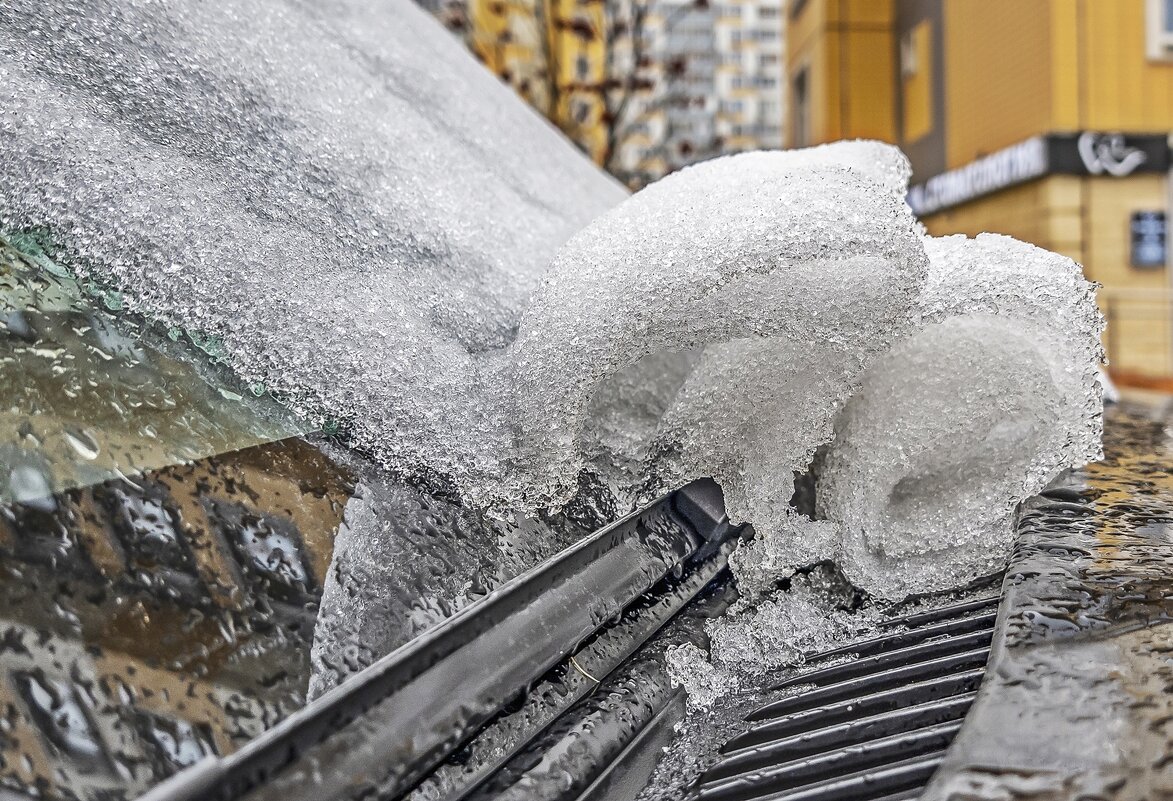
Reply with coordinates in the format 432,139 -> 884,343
0,234 -> 348,798
1,234 -> 310,504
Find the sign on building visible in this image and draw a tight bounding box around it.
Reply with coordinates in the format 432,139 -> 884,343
908,132 -> 1172,216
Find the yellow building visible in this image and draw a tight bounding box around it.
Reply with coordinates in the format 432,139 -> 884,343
787,0 -> 1173,383
458,0 -> 613,164
461,0 -> 552,115
546,0 -> 612,164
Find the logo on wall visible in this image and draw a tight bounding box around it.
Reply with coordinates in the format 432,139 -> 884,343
1077,132 -> 1149,177
908,132 -> 1170,216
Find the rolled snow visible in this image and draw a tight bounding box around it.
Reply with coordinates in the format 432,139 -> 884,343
509,144 -> 927,512
817,235 -> 1104,598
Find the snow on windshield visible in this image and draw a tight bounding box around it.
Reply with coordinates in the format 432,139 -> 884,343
0,0 -> 625,495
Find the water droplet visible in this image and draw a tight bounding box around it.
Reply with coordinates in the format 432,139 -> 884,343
63,427 -> 100,460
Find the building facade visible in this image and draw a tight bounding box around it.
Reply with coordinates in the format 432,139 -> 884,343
644,0 -> 720,175
715,0 -> 786,151
787,0 -> 1173,382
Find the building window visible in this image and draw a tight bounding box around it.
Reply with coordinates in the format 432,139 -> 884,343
1130,211 -> 1167,269
900,31 -> 918,77
792,67 -> 810,147
570,97 -> 592,124
901,19 -> 934,142
15,671 -> 110,773
133,710 -> 218,772
207,497 -> 315,605
1148,0 -> 1173,59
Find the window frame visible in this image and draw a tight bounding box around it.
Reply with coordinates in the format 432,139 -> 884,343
791,65 -> 810,148
1147,0 -> 1173,60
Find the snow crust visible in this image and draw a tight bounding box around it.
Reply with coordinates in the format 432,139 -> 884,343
0,0 -> 624,495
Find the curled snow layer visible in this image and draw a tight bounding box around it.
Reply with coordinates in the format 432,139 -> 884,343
509,145 -> 927,512
920,233 -> 1105,467
816,235 -> 1104,598
820,316 -> 1065,597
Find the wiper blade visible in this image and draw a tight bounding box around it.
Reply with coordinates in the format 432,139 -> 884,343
142,479 -> 740,801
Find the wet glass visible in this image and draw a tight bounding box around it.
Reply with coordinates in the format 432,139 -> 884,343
0,235 -> 596,800
0,234 -> 352,799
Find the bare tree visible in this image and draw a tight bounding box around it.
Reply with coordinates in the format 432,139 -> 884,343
598,0 -> 657,176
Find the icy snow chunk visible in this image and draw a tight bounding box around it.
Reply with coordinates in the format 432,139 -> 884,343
727,513 -> 842,603
665,232 -> 1103,722
667,566 -> 878,709
820,316 -> 1064,598
818,235 -> 1104,599
705,574 -> 866,677
665,642 -> 738,711
0,0 -> 623,491
509,144 -> 927,512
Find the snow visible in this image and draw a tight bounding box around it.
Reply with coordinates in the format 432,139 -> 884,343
0,0 -> 625,497
509,144 -> 927,516
680,232 -> 1102,709
666,565 -> 880,709
2,0 -> 1105,711
818,234 -> 1104,598
819,315 -> 1067,598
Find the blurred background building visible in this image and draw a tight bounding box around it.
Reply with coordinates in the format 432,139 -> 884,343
716,0 -> 786,152
787,0 -> 1173,387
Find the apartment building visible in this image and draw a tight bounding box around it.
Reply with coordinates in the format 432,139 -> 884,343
715,0 -> 786,152
441,0 -> 786,185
